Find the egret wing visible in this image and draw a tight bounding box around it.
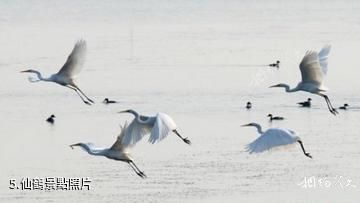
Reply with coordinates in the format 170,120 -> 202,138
110,122 -> 131,151
287,129 -> 296,135
148,114 -> 172,144
318,44 -> 331,75
299,51 -> 323,85
246,129 -> 297,154
120,119 -> 152,146
57,40 -> 87,78
157,113 -> 177,128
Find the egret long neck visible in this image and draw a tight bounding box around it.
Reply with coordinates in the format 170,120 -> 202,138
128,110 -> 150,124
32,70 -> 44,80
29,70 -> 53,82
252,124 -> 264,134
127,109 -> 140,118
79,144 -> 106,156
282,84 -> 298,92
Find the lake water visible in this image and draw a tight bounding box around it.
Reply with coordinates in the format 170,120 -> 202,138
1,0 -> 360,202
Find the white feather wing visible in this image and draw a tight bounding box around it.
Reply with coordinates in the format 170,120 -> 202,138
57,40 -> 87,78
111,122 -> 131,151
299,51 -> 324,86
318,44 -> 331,75
246,128 -> 297,154
121,119 -> 152,146
148,113 -> 174,144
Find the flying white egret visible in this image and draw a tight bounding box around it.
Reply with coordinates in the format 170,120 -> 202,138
70,122 -> 147,178
21,40 -> 94,105
118,109 -> 191,146
270,45 -> 338,115
298,98 -> 312,107
242,123 -> 312,159
267,114 -> 284,121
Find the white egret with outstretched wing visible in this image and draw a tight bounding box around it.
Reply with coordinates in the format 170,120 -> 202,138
270,45 -> 338,115
118,109 -> 191,146
242,123 -> 312,158
70,122 -> 147,178
21,40 -> 94,105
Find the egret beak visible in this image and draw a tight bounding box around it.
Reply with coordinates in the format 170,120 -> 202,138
117,110 -> 128,114
69,143 -> 80,149
20,70 -> 30,73
241,124 -> 251,127
269,84 -> 279,88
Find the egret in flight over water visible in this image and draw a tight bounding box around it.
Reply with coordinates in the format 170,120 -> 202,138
21,40 -> 94,105
270,45 -> 338,115
118,109 -> 191,146
242,123 -> 312,159
70,122 -> 147,178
